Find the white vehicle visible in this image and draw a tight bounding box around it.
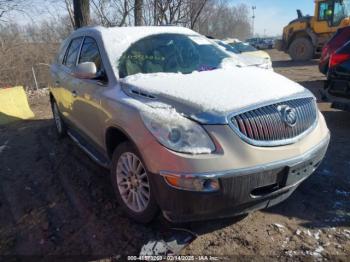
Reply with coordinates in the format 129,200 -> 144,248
214,39 -> 273,70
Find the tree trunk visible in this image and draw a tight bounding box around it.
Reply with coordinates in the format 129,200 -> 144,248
134,0 -> 143,26
153,0 -> 157,25
73,0 -> 90,29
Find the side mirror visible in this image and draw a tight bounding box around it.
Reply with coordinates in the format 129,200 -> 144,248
73,62 -> 97,79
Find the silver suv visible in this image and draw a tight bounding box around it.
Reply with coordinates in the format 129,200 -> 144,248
50,26 -> 330,223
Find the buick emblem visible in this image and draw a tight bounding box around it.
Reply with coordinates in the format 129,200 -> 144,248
278,105 -> 297,127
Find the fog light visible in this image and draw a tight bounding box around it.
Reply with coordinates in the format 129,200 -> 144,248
162,172 -> 220,192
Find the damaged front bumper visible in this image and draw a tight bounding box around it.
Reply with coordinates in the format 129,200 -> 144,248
151,133 -> 330,223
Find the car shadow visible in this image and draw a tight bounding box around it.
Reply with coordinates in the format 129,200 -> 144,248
0,111 -> 26,125
273,60 -> 319,68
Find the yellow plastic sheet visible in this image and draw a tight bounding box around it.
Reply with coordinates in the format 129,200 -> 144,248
0,86 -> 35,125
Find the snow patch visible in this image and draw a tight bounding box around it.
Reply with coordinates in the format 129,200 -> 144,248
343,230 -> 350,239
273,223 -> 285,229
314,230 -> 321,240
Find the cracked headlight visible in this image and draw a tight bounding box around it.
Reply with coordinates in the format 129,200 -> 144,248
140,108 -> 215,154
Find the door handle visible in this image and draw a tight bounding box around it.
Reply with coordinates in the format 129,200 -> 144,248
72,90 -> 78,97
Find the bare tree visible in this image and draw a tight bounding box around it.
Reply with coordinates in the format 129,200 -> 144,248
64,0 -> 75,28
0,0 -> 33,23
197,0 -> 251,39
91,0 -> 133,27
73,0 -> 90,28
187,0 -> 207,29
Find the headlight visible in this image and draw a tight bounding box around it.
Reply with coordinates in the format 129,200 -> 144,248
140,108 -> 215,154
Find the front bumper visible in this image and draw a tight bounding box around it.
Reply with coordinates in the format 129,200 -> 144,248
151,134 -> 330,222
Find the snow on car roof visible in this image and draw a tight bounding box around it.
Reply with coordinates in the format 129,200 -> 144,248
73,26 -> 199,75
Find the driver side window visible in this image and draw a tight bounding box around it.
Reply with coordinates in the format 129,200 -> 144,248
318,2 -> 330,21
79,37 -> 103,72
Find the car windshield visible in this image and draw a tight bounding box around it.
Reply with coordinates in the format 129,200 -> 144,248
341,0 -> 350,15
229,42 -> 257,53
118,33 -> 231,78
333,0 -> 350,24
215,40 -> 240,54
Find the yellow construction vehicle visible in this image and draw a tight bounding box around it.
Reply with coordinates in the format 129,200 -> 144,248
276,0 -> 350,61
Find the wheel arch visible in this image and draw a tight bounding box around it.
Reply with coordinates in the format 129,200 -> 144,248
105,125 -> 138,160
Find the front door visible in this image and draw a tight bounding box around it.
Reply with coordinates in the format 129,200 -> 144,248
70,36 -> 109,149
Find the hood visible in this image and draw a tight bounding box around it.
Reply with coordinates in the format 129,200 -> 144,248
121,67 -> 311,124
245,50 -> 271,60
237,54 -> 268,66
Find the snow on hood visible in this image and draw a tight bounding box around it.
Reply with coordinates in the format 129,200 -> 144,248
121,67 -> 309,116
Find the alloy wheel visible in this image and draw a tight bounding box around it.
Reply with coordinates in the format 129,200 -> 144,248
116,152 -> 150,213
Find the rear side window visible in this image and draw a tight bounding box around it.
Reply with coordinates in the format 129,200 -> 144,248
78,37 -> 102,72
63,37 -> 83,68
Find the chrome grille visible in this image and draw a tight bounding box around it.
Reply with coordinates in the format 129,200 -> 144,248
230,97 -> 317,146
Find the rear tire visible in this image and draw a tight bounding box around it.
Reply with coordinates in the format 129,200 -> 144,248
288,37 -> 314,61
111,142 -> 159,223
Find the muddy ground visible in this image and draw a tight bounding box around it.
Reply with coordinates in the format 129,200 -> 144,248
0,50 -> 349,261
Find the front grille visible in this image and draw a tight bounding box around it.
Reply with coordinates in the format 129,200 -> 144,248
230,97 -> 317,146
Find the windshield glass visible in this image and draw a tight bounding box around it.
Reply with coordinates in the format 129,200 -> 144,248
215,40 -> 240,54
229,42 -> 257,53
118,34 -> 231,78
341,0 -> 350,15
333,0 -> 350,24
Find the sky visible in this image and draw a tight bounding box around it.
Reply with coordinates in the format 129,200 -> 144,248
229,0 -> 315,36
12,0 -> 316,37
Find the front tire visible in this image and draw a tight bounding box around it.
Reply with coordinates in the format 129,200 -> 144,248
111,142 -> 158,223
288,37 -> 314,61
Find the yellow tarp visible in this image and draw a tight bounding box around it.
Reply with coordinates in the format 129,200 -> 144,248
0,86 -> 35,125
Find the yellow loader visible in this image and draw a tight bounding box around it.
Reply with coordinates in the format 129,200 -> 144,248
276,0 -> 350,61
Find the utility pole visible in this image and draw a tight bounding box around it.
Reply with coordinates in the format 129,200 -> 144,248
252,6 -> 256,37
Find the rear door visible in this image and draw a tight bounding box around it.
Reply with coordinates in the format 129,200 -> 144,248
70,36 -> 109,149
55,37 -> 84,124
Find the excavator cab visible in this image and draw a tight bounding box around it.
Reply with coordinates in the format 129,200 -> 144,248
277,0 -> 350,61
314,0 -> 350,33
